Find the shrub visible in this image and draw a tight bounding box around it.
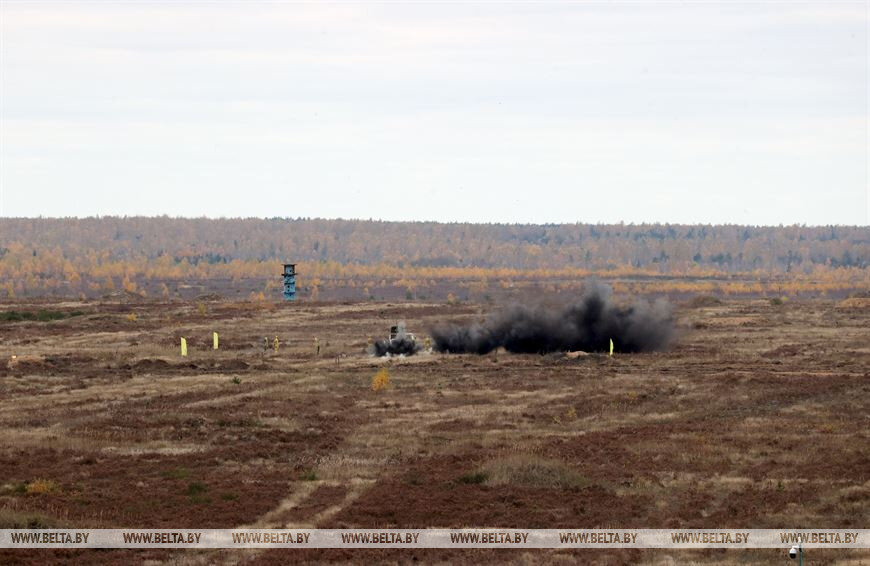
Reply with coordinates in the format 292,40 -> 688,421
482,455 -> 587,489
371,368 -> 390,391
187,481 -> 211,504
25,479 -> 59,495
186,482 -> 208,496
162,468 -> 189,479
0,508 -> 67,528
458,472 -> 488,485
2,482 -> 28,495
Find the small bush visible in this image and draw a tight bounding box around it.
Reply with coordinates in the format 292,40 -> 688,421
25,479 -> 59,495
482,455 -> 587,489
187,482 -> 211,504
186,482 -> 208,496
371,368 -> 390,391
0,508 -> 67,528
1,482 -> 28,495
458,472 -> 488,485
162,468 -> 189,480
300,470 -> 318,481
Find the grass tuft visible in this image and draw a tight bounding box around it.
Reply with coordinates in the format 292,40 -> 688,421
1,482 -> 28,495
0,508 -> 68,528
162,468 -> 189,480
186,481 -> 208,496
481,455 -> 587,489
25,479 -> 59,495
187,481 -> 211,504
458,472 -> 488,485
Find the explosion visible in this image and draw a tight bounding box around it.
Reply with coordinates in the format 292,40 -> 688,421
370,332 -> 421,357
431,282 -> 673,354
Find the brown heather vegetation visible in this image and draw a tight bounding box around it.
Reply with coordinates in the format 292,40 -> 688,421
0,297 -> 867,565
0,218 -> 868,300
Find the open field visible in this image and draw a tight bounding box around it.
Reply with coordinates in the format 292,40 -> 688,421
0,296 -> 868,564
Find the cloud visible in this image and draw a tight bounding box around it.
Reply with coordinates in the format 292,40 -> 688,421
1,2 -> 866,223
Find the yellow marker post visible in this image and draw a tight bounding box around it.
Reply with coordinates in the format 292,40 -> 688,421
273,336 -> 279,352
213,332 -> 219,350
609,338 -> 614,356
181,337 -> 188,357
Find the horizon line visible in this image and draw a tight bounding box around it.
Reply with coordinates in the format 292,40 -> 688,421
1,215 -> 868,229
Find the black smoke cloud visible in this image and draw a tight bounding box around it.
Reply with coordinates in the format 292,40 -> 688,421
370,333 -> 421,357
430,282 -> 674,354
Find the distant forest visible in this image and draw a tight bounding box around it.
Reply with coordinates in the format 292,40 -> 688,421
1,218 -> 868,300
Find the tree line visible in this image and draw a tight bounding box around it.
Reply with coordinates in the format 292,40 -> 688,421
0,217 -> 867,299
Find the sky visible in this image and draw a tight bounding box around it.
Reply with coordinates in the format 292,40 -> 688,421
0,1 -> 867,225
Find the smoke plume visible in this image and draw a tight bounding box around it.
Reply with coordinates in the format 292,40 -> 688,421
430,282 -> 673,354
370,333 -> 421,357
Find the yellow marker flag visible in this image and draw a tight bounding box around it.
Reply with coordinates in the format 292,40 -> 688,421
609,338 -> 614,356
213,332 -> 219,350
181,337 -> 188,357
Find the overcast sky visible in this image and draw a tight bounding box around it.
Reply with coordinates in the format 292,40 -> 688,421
0,2 -> 867,225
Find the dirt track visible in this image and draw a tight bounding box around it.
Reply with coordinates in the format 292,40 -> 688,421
1,298 -> 868,564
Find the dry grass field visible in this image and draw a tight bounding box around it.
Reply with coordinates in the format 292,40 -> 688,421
0,296 -> 868,565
